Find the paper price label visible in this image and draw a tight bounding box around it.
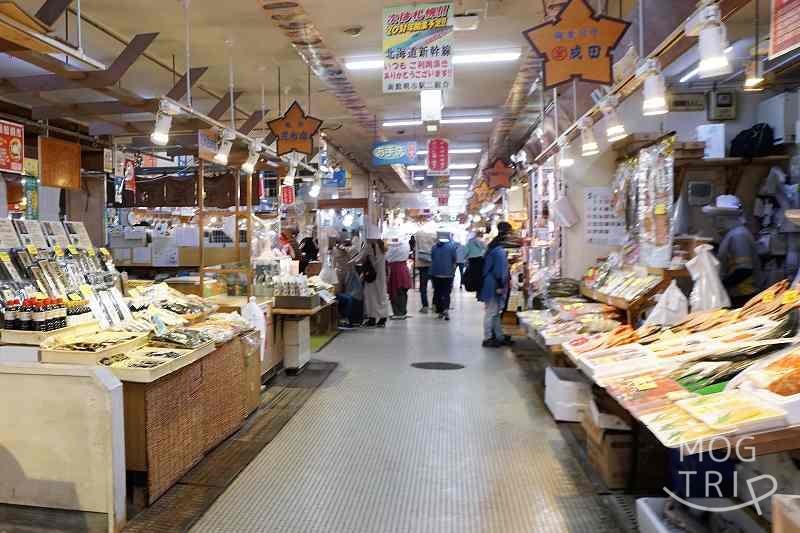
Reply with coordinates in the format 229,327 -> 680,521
53,245 -> 64,257
99,247 -> 111,258
79,284 -> 93,299
0,252 -> 11,263
68,293 -> 82,302
26,244 -> 37,256
67,245 -> 78,255
87,247 -> 96,257
782,289 -> 799,306
764,291 -> 776,304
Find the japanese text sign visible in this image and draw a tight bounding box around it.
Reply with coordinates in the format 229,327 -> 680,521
281,184 -> 296,206
267,101 -> 323,157
383,2 -> 454,93
372,141 -> 418,166
0,119 -> 23,173
770,0 -> 800,59
427,138 -> 449,176
522,0 -> 629,90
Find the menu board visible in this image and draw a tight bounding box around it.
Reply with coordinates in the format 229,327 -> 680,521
63,221 -> 94,249
584,187 -> 626,246
0,219 -> 21,250
41,221 -> 71,249
13,220 -> 49,250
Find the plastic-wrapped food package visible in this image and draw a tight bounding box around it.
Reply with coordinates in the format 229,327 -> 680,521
644,280 -> 688,326
637,137 -> 675,268
687,244 -> 731,312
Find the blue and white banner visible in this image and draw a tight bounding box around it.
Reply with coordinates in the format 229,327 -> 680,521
372,141 -> 418,166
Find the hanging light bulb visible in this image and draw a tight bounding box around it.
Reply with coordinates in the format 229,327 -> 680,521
150,100 -> 181,146
558,138 -> 574,168
697,5 -> 732,78
241,142 -> 262,175
214,129 -> 235,166
600,95 -> 628,143
578,118 -> 599,157
639,59 -> 668,116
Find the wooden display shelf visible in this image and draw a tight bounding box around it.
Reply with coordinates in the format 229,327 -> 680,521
580,285 -> 630,310
580,274 -> 670,324
271,301 -> 334,316
104,342 -> 216,383
40,332 -> 150,364
0,320 -> 98,345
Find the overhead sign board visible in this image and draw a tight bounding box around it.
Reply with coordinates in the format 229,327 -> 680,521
267,101 -> 323,157
372,141 -> 418,166
382,2 -> 454,93
484,159 -> 514,189
522,0 -> 629,90
427,138 -> 449,176
769,0 -> 800,59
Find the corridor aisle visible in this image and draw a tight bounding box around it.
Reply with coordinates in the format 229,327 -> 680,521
192,291 -> 620,532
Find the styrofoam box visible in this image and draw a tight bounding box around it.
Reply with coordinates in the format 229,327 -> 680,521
284,318 -> 310,337
544,397 -> 587,423
637,498 -> 765,533
590,398 -> 631,431
284,344 -> 311,370
545,367 -> 591,405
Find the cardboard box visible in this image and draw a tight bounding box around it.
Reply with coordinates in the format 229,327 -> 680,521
275,294 -> 320,309
774,494 -> 800,533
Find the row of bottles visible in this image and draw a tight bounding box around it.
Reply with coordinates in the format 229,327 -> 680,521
3,298 -> 68,331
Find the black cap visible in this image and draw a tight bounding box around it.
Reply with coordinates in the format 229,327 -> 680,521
497,221 -> 512,234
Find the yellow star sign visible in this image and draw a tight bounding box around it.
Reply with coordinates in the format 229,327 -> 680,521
522,0 -> 630,90
484,159 -> 514,190
268,101 -> 323,157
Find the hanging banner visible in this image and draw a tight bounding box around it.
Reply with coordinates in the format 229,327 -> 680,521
382,2 -> 454,93
0,119 -> 23,174
427,138 -> 449,176
484,159 -> 514,189
372,141 -> 418,166
103,148 -> 113,174
769,0 -> 800,59
433,175 -> 449,198
123,160 -> 136,193
23,158 -> 38,177
438,196 -> 448,207
522,0 -> 630,90
267,101 -> 323,157
281,184 -> 296,206
23,178 -> 38,220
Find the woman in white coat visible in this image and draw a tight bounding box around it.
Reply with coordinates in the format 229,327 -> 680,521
351,239 -> 391,327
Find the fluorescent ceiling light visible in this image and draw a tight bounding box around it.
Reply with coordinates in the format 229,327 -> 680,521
406,163 -> 477,171
449,176 -> 472,180
450,184 -> 469,188
346,50 -> 520,70
426,124 -> 439,133
413,175 -> 425,181
383,119 -> 423,127
382,117 -> 492,128
418,148 -> 482,155
440,117 -> 493,124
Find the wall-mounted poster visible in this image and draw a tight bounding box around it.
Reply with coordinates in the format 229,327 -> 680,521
383,2 -> 454,93
769,0 -> 800,59
584,187 -> 626,246
0,119 -> 23,174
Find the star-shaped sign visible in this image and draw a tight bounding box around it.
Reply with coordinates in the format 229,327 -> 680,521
522,0 -> 630,90
473,180 -> 493,201
483,159 -> 514,189
267,101 -> 323,157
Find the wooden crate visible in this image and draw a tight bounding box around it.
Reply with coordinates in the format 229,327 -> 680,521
0,320 -> 98,346
275,294 -> 321,309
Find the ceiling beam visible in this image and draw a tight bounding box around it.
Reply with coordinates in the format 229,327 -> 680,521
35,0 -> 71,26
207,91 -> 243,120
0,32 -> 158,93
30,66 -> 210,119
239,110 -> 266,135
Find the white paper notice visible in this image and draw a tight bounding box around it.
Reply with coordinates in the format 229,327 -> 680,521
64,220 -> 94,249
132,247 -> 151,264
584,187 -> 626,246
41,221 -> 71,248
152,237 -> 178,267
0,219 -> 21,249
13,220 -> 49,250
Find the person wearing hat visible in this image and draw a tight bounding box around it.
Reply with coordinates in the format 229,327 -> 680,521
703,195 -> 764,307
478,222 -> 514,347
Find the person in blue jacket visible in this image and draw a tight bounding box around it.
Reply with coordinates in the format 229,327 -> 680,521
430,232 -> 458,320
478,222 -> 513,348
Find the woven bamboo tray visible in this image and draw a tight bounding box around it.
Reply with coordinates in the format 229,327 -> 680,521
40,332 -> 150,364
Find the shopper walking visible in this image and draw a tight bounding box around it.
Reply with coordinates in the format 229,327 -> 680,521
386,238 -> 412,319
351,238 -> 391,328
479,222 -> 513,347
430,233 -> 458,320
414,230 -> 436,314
454,240 -> 467,289
463,231 -> 488,292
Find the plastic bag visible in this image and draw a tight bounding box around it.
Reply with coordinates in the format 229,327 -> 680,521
686,244 -> 731,312
644,280 -> 688,326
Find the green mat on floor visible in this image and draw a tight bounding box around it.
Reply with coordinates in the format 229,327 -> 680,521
311,332 -> 339,353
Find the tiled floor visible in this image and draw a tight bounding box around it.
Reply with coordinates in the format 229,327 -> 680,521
191,290 -> 621,532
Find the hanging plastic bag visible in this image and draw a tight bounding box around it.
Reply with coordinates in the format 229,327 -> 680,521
644,280 -> 688,326
686,244 -> 731,312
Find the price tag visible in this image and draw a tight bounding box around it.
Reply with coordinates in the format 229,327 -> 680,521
764,291 -> 776,304
87,246 -> 96,257
0,252 -> 11,263
68,293 -> 82,302
782,289 -> 799,306
53,245 -> 64,257
99,247 -> 111,258
34,292 -> 47,300
79,284 -> 93,299
67,245 -> 78,255
26,244 -> 37,257
632,377 -> 657,391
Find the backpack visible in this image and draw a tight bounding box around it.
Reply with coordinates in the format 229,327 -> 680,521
730,123 -> 774,160
464,256 -> 485,292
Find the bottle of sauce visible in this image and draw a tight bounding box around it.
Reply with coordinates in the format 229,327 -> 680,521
32,299 -> 46,332
3,299 -> 18,330
18,299 -> 32,331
